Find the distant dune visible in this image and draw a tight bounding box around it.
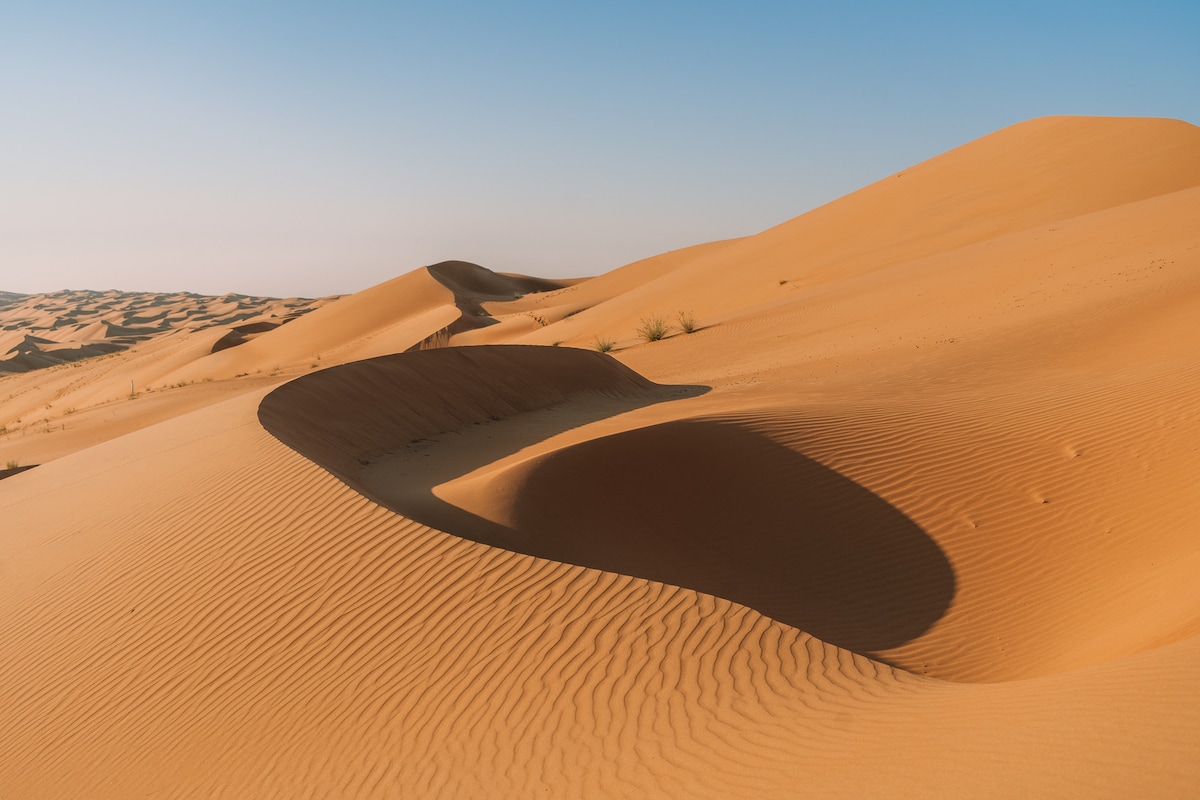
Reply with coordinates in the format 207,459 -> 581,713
0,288 -> 331,374
2,115 -> 1199,797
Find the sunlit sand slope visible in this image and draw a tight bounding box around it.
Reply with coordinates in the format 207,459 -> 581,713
2,348 -> 1197,798
509,115 -> 1200,349
511,116 -> 1200,683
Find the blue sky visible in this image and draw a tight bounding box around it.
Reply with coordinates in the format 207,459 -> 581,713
2,1 -> 1197,297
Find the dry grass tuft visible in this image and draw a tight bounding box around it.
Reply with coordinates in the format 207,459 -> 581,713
637,316 -> 669,342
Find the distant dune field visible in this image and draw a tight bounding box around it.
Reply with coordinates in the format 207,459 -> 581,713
2,116 -> 1199,798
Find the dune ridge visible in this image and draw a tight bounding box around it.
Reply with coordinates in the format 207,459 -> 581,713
258,345 -> 681,480
502,116 -> 1200,352
0,261 -> 569,468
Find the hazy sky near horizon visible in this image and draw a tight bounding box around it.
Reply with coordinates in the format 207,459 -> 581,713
2,1 -> 1198,297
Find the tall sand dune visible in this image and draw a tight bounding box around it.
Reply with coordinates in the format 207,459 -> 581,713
2,115 -> 1199,797
512,116 -> 1200,350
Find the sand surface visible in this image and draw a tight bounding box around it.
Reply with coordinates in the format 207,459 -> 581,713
2,115 -> 1199,797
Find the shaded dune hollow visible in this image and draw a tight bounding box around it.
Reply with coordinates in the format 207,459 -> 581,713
260,345 -> 954,659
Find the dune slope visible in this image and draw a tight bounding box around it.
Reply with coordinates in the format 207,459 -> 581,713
2,115 -> 1199,797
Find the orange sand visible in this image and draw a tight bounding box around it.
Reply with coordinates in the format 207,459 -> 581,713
2,115 -> 1199,797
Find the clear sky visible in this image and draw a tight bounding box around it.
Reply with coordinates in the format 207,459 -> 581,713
2,1 -> 1197,297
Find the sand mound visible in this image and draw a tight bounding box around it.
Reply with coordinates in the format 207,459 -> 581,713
264,348 -> 951,654
162,261 -> 573,384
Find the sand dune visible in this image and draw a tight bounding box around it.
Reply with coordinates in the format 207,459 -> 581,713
505,115 -> 1200,353
2,115 -> 1199,797
0,289 -> 328,374
260,350 -> 952,654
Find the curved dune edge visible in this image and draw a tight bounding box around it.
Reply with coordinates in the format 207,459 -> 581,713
259,346 -> 955,661
258,345 -> 689,480
380,417 -> 956,655
257,337 -> 1200,684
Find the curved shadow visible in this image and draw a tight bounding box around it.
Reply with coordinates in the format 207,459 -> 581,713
381,419 -> 955,653
422,260 -> 574,334
259,347 -> 955,655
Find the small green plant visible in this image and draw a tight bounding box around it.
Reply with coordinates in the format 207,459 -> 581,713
636,315 -> 669,342
677,310 -> 696,334
6,459 -> 18,470
594,338 -> 615,353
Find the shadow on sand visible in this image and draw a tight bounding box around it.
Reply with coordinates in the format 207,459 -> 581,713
260,346 -> 954,656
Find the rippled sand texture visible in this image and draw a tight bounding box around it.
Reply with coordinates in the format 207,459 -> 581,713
2,116 -> 1199,798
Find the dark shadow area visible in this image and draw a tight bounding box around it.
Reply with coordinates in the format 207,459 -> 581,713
0,464 -> 37,481
210,320 -> 283,354
423,260 -> 577,336
259,346 -> 954,655
404,420 -> 955,653
1,338 -> 125,374
259,345 -> 706,482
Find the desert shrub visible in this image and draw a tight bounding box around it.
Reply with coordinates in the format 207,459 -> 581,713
5,459 -> 18,470
594,338 -> 615,353
677,310 -> 696,334
636,315 -> 669,342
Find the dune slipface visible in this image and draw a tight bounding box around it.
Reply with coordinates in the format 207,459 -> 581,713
257,345 -> 679,476
2,116 -> 1200,798
434,418 -> 954,654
